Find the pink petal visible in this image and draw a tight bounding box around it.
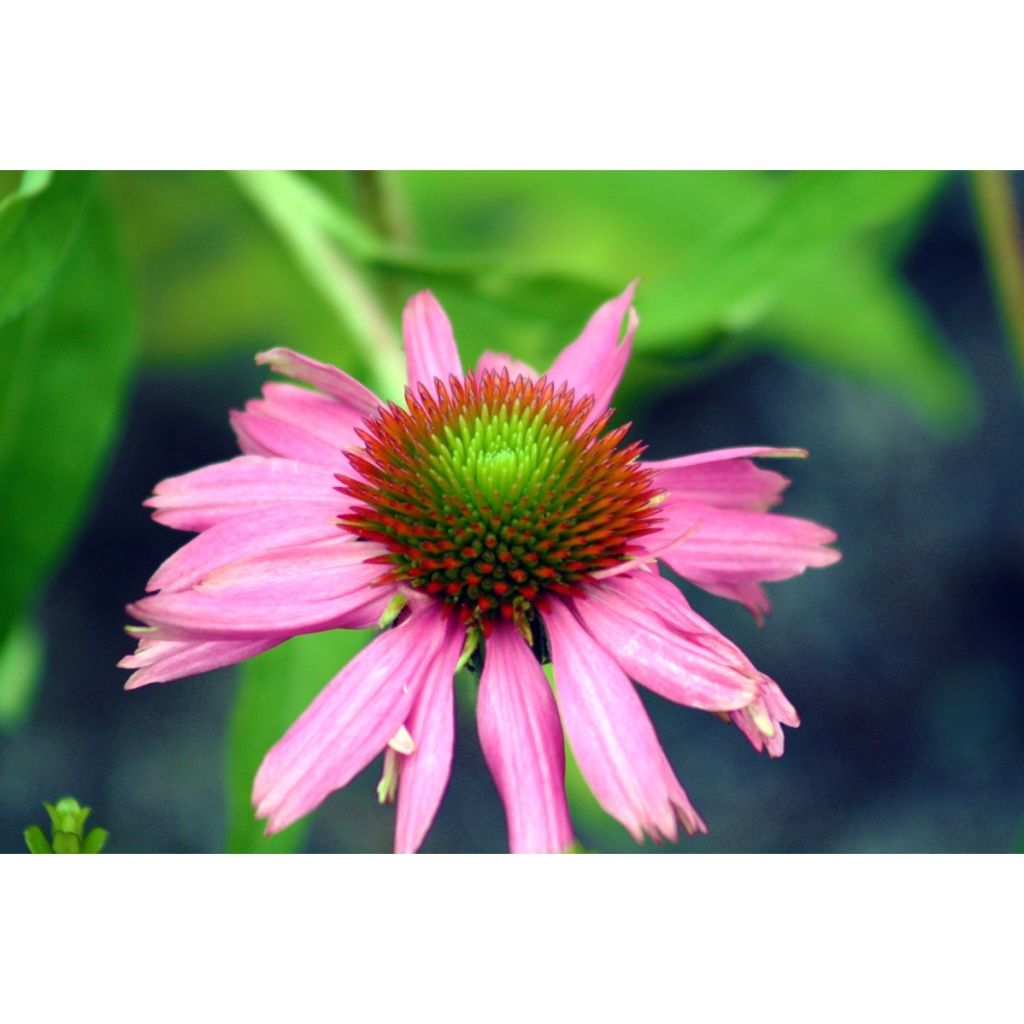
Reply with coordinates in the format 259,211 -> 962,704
253,381 -> 364,449
393,620 -> 466,853
644,453 -> 795,512
253,604 -> 457,834
655,498 -> 841,591
731,678 -> 800,757
230,410 -> 348,468
600,569 -> 758,666
698,579 -> 773,623
542,598 -> 706,843
476,350 -> 539,382
128,539 -> 393,638
256,347 -> 382,419
402,291 -> 462,392
147,505 -> 344,593
119,635 -> 282,689
646,446 -> 807,471
572,582 -> 760,712
144,455 -> 341,532
477,622 -> 575,854
547,281 -> 637,427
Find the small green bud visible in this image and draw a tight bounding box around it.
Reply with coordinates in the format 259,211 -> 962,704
25,796 -> 107,853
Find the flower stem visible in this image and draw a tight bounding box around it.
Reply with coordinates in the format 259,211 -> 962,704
970,170 -> 1024,380
230,171 -> 407,400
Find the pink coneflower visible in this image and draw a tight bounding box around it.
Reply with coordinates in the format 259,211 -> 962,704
121,283 -> 839,853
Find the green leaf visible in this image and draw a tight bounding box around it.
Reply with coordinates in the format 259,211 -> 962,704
0,616 -> 44,731
755,251 -> 978,429
0,179 -> 137,651
392,171 -> 967,428
226,628 -> 375,853
81,828 -> 109,853
0,171 -> 95,325
638,171 -> 948,345
23,825 -> 52,854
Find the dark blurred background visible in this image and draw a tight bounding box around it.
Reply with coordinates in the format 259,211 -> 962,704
1,170 -> 1022,852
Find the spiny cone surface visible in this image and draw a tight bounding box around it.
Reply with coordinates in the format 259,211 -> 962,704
338,369 -> 663,632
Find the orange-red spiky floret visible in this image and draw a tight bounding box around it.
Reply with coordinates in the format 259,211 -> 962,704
337,368 -> 662,629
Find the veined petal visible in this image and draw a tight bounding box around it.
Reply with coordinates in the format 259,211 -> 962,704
573,583 -> 759,712
477,622 -> 575,854
256,347 -> 382,419
547,281 -> 637,428
402,291 -> 462,391
393,618 -> 466,853
476,350 -> 539,382
599,569 -> 757,666
144,455 -> 340,532
119,635 -> 283,689
253,604 -> 455,835
655,498 -> 841,591
128,539 -> 393,638
147,505 -> 344,594
645,450 -> 796,512
542,598 -> 705,843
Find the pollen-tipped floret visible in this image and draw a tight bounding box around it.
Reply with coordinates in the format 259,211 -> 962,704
337,368 -> 662,631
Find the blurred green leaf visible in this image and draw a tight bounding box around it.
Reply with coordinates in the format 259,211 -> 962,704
226,628 -> 375,853
81,827 -> 109,853
756,252 -> 978,428
394,171 -> 967,429
0,171 -> 95,325
0,180 -> 136,651
23,824 -> 52,853
638,171 -> 947,344
0,617 -> 44,732
106,171 -> 374,372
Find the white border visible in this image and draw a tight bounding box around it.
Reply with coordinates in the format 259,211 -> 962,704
4,855 -> 1019,1020
3,3 -> 1023,168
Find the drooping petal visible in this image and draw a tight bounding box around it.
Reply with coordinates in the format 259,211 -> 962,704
144,455 -> 341,532
598,569 -> 757,665
393,618 -> 466,853
589,571 -> 800,748
572,582 -> 759,712
253,604 -> 456,835
730,677 -> 800,757
547,281 -> 637,427
645,449 -> 799,512
477,622 -> 575,854
654,498 -> 840,604
119,635 -> 283,689
147,505 -> 344,593
542,598 -> 705,843
256,347 -> 382,419
402,291 -> 462,391
128,539 -> 393,638
476,350 -> 539,382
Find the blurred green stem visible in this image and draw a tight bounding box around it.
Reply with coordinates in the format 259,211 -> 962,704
230,171 -> 406,399
352,171 -> 417,248
970,171 -> 1024,379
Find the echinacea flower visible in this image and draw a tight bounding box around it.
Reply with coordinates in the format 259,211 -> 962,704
121,283 -> 840,852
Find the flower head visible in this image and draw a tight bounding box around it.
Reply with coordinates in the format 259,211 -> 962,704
121,283 -> 840,852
